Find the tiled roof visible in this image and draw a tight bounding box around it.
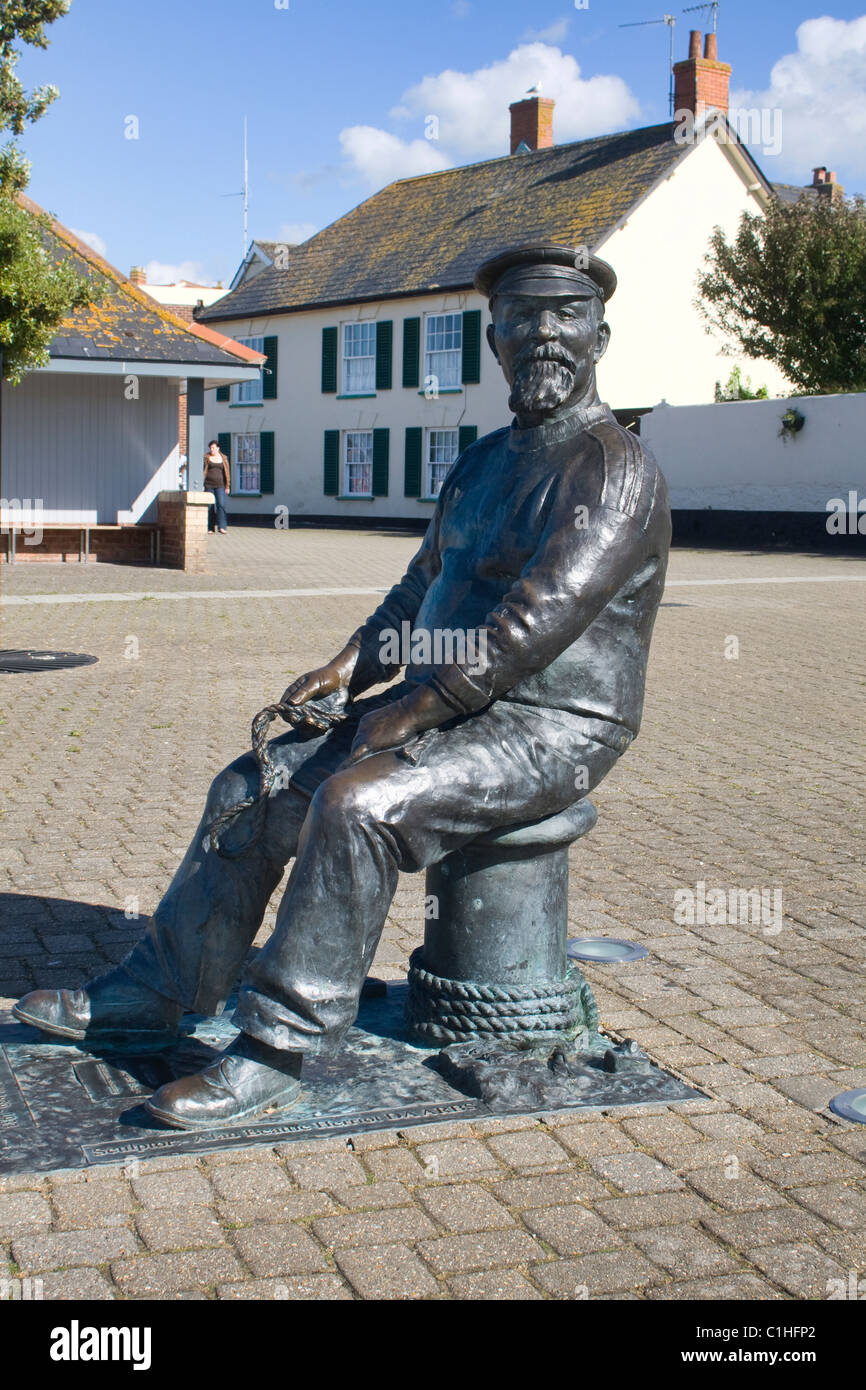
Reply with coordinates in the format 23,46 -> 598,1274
199,122 -> 692,322
18,194 -> 264,368
773,182 -> 819,206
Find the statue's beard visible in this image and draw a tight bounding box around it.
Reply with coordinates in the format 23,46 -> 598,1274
508,350 -> 578,416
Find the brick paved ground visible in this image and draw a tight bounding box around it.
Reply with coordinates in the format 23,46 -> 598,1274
0,530 -> 864,1300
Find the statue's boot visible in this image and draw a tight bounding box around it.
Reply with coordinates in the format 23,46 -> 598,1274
12,967 -> 182,1050
145,1033 -> 302,1130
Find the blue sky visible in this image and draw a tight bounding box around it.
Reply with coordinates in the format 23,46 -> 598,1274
15,0 -> 866,287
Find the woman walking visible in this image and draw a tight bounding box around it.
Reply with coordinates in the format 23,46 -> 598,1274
204,440 -> 230,533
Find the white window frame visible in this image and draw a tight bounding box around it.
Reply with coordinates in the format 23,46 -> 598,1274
234,433 -> 261,494
341,321 -> 376,395
425,427 -> 458,498
232,335 -> 264,404
423,312 -> 462,391
343,429 -> 374,497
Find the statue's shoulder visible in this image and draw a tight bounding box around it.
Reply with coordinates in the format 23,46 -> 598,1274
584,414 -> 667,523
443,426 -> 508,489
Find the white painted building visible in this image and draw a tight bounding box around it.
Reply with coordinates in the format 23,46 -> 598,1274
199,33 -> 790,529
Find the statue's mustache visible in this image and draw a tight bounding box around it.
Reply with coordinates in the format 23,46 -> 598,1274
514,344 -> 576,374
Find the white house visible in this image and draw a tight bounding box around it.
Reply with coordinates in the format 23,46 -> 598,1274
198,30 -> 790,531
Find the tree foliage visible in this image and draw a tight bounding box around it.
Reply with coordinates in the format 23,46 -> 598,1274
714,365 -> 769,403
697,194 -> 866,396
0,0 -> 101,381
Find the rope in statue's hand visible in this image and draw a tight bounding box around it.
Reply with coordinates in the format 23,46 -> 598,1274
204,698 -> 346,859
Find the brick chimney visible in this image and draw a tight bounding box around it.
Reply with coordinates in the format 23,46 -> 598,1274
812,167 -> 844,204
673,29 -> 732,118
129,265 -> 147,285
509,95 -> 555,154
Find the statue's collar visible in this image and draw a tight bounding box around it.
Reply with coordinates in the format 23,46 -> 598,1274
509,401 -> 612,452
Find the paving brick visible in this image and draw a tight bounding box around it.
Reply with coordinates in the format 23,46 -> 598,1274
532,1249 -> 663,1297
490,1173 -> 610,1210
50,1181 -> 134,1230
13,1228 -> 139,1273
632,1224 -> 740,1277
418,1184 -> 516,1233
418,1229 -> 548,1274
40,1268 -> 118,1301
209,1162 -> 295,1203
282,1152 -> 368,1190
411,1139 -> 503,1180
111,1248 -> 245,1297
700,1206 -> 828,1249
312,1206 -> 438,1250
751,1152 -> 864,1187
522,1205 -> 622,1257
790,1183 -> 866,1231
484,1130 -> 571,1170
327,1181 -> 412,1211
334,1243 -> 440,1299
362,1147 -> 427,1182
135,1206 -> 225,1253
745,1242 -> 847,1299
595,1192 -> 715,1229
218,1274 -> 353,1300
131,1170 -> 214,1209
646,1274 -> 782,1300
231,1223 -> 330,1276
684,1169 -> 788,1212
0,1191 -> 53,1236
553,1122 -> 637,1159
590,1152 -> 684,1195
448,1269 -> 544,1299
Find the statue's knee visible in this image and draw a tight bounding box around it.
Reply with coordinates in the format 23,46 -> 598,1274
310,769 -> 375,825
208,754 -> 258,816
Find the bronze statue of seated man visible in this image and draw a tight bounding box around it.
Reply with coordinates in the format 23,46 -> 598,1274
15,242 -> 671,1129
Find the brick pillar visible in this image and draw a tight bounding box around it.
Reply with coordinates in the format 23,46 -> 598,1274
157,491 -> 210,573
509,96 -> 555,154
673,30 -> 732,118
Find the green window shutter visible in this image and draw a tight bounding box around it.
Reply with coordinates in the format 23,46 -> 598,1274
321,326 -> 338,393
461,309 -> 482,384
402,316 -> 420,388
323,430 -> 340,495
404,427 -> 422,498
375,320 -> 393,390
262,336 -> 278,399
217,432 -> 231,458
458,425 -> 477,455
259,432 -> 275,494
372,428 -> 390,497
216,386 -> 230,402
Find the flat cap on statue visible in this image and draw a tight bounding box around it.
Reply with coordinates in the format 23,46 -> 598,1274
474,242 -> 617,304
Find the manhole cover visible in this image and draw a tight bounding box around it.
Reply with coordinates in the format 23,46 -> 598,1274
0,649 -> 98,674
829,1089 -> 866,1124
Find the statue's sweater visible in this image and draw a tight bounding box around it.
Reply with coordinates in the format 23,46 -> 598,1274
348,402 -> 671,748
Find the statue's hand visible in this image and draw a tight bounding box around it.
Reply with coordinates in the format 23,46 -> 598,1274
346,703 -> 423,764
281,650 -> 356,729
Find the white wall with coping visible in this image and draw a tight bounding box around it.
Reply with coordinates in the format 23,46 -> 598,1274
642,391 -> 866,512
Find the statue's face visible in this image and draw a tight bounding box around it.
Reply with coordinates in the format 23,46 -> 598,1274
487,291 -> 610,421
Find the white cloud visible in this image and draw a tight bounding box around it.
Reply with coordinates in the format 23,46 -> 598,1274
452,0 -> 471,17
731,15 -> 866,178
339,125 -> 452,188
523,19 -> 571,44
143,259 -> 212,286
389,42 -> 640,158
277,221 -> 318,244
70,228 -> 107,257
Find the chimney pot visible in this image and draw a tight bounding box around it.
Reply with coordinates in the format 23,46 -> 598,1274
509,95 -> 555,155
812,167 -> 827,184
129,265 -> 146,285
704,32 -> 718,61
689,30 -> 702,59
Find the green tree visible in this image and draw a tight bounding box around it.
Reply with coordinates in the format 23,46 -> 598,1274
713,365 -> 769,403
0,0 -> 101,383
697,193 -> 866,396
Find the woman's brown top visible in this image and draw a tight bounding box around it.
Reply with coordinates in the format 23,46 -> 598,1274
204,451 -> 230,490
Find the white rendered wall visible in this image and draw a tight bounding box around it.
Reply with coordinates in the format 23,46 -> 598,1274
642,392 -> 866,511
597,135 -> 791,407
